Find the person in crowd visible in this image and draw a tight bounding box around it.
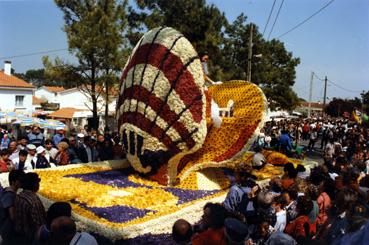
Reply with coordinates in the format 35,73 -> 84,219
50,216 -> 98,245
252,146 -> 267,170
45,138 -> 58,160
172,219 -> 193,245
112,135 -> 125,160
223,163 -> 258,220
224,218 -> 249,245
15,172 -> 46,243
325,189 -> 357,243
302,121 -> 310,141
67,136 -> 81,163
12,149 -> 33,170
96,134 -> 113,161
308,128 -> 318,151
52,127 -> 65,147
17,136 -> 28,151
36,202 -> 72,244
281,163 -> 297,190
27,126 -> 45,147
256,190 -> 277,227
26,143 -> 37,168
272,195 -> 287,232
34,146 -> 54,169
8,140 -> 19,161
192,202 -> 227,245
285,196 -> 316,243
279,130 -> 293,156
282,188 -> 299,223
55,141 -> 70,165
296,164 -> 309,179
248,220 -> 272,245
0,132 -> 10,150
78,136 -> 99,163
0,149 -> 15,173
0,170 -> 25,244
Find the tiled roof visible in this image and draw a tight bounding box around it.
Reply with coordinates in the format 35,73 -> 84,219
299,102 -> 324,108
0,71 -> 34,88
32,96 -> 46,105
44,86 -> 65,93
48,107 -> 84,119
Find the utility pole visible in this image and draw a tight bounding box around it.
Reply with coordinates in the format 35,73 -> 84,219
323,76 -> 328,116
308,71 -> 314,118
247,24 -> 253,82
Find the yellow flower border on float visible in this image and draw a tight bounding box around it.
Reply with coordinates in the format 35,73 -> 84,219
177,80 -> 269,182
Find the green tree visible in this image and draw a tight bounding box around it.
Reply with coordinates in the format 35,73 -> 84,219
50,0 -> 129,129
222,15 -> 300,110
361,90 -> 369,115
128,0 -> 227,78
325,97 -> 362,117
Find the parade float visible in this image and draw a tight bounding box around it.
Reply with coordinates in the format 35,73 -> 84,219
0,27 -> 317,242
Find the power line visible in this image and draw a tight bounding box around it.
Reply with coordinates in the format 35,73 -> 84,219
0,48 -> 68,60
327,79 -> 362,93
314,73 -> 361,93
277,0 -> 336,39
267,0 -> 285,40
262,0 -> 277,36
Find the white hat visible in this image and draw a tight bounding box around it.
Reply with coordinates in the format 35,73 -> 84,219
77,133 -> 85,138
27,144 -> 36,150
36,146 -> 46,154
56,126 -> 65,131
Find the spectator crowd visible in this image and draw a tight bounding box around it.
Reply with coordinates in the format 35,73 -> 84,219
1,117 -> 369,244
171,117 -> 369,245
0,125 -> 125,173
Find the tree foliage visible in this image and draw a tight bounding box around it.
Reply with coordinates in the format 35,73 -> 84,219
47,0 -> 129,129
325,97 -> 362,117
361,90 -> 369,115
128,3 -> 300,110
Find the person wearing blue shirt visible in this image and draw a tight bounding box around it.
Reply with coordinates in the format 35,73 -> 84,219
279,130 -> 293,156
52,128 -> 65,147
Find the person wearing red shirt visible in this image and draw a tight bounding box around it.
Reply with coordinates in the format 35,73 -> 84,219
0,149 -> 15,173
192,203 -> 227,245
285,196 -> 316,242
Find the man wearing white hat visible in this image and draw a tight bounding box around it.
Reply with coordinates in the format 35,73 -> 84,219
26,144 -> 37,169
34,146 -> 55,169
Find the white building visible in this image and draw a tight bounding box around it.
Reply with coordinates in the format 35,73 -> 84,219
34,86 -> 65,103
0,61 -> 34,116
46,86 -> 118,130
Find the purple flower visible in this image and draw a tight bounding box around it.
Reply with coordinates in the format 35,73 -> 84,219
72,200 -> 155,223
163,187 -> 218,204
66,168 -> 149,188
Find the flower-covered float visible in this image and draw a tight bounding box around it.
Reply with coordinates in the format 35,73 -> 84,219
0,27 -> 317,242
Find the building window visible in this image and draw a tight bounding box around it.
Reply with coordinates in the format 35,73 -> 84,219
15,95 -> 24,107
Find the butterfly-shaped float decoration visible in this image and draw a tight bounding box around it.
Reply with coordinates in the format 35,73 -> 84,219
117,27 -> 267,186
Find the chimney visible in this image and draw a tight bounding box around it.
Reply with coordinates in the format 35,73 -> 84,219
4,61 -> 11,75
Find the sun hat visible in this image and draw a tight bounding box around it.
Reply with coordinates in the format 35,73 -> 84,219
27,144 -> 36,150
36,146 -> 46,155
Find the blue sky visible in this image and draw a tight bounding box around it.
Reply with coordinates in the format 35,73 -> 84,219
0,0 -> 368,102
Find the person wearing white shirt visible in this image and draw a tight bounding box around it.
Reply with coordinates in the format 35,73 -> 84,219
45,139 -> 58,160
13,149 -> 33,171
272,195 -> 287,232
26,144 -> 37,169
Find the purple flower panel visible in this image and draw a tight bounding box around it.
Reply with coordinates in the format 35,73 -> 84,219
66,168 -> 149,188
163,187 -> 219,205
73,200 -> 156,223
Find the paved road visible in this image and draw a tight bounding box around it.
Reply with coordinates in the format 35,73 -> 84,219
298,139 -> 325,165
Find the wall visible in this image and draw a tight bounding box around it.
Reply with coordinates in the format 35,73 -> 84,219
35,87 -> 57,102
0,89 -> 33,115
